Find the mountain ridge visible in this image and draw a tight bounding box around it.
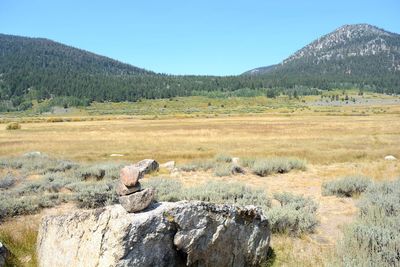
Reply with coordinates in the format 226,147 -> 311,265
245,23 -> 400,75
1,23 -> 400,111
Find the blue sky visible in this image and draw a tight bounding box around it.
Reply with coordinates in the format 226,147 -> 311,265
1,0 -> 399,75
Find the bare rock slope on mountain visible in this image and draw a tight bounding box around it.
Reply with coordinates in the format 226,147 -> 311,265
246,24 -> 400,79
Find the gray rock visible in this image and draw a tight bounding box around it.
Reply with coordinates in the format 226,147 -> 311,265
232,164 -> 245,174
133,159 -> 159,174
116,181 -> 141,196
23,151 -> 42,158
384,155 -> 397,161
119,188 -> 155,213
120,165 -> 143,187
232,157 -> 240,165
160,161 -> 175,170
0,242 -> 10,267
37,201 -> 270,267
110,154 -> 124,157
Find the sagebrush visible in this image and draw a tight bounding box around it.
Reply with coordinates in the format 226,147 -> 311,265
322,175 -> 372,197
338,179 -> 400,266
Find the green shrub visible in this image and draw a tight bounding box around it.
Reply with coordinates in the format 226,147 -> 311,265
142,178 -> 183,202
251,157 -> 306,177
322,175 -> 372,197
0,194 -> 61,220
239,157 -> 256,168
143,178 -> 270,209
76,162 -> 123,181
6,122 -> 21,130
0,154 -> 77,175
72,181 -> 117,208
214,163 -> 233,177
46,160 -> 79,172
183,181 -> 270,208
338,179 -> 400,266
178,159 -> 215,172
0,174 -> 18,189
267,192 -> 318,236
213,163 -> 245,177
214,153 -> 232,163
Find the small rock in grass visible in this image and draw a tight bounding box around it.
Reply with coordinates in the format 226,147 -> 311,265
384,155 -> 397,161
134,159 -> 159,174
110,154 -> 124,157
232,157 -> 240,165
160,161 -> 175,170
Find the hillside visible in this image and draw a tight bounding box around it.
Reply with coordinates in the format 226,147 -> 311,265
245,24 -> 400,92
0,34 -> 271,110
1,24 -> 400,111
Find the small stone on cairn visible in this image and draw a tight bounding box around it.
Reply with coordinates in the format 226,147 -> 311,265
117,164 -> 156,213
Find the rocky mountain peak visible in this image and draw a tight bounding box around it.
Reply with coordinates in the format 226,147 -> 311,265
283,24 -> 398,65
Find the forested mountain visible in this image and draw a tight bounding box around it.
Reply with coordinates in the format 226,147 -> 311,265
0,34 -> 274,109
246,24 -> 400,92
1,24 -> 399,111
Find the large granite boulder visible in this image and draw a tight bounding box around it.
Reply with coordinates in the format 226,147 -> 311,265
37,201 -> 270,267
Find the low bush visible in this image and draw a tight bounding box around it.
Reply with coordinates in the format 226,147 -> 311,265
0,174 -> 18,189
251,157 -> 306,177
72,181 -> 118,208
239,157 -> 256,168
214,153 -> 232,163
144,178 -> 270,210
142,178 -> 183,202
46,117 -> 64,123
183,181 -> 270,208
178,159 -> 215,172
213,163 -> 234,177
338,179 -> 400,266
6,122 -> 21,130
322,175 -> 372,197
0,155 -> 128,219
0,193 -> 61,220
75,162 -> 124,181
267,192 -> 318,236
0,153 -> 75,175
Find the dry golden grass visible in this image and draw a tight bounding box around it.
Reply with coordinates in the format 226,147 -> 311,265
1,108 -> 399,165
1,104 -> 400,266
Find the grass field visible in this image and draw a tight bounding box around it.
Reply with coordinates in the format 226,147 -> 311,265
1,105 -> 400,164
1,94 -> 400,266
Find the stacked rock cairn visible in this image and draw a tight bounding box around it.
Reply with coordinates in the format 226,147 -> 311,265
117,159 -> 158,213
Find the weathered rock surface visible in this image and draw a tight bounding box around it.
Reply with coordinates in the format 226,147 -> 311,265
134,159 -> 159,174
0,242 -> 10,267
37,201 -> 270,267
118,188 -> 155,213
116,181 -> 141,196
120,165 -> 143,187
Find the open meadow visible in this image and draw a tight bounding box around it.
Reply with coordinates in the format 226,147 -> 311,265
1,96 -> 400,266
